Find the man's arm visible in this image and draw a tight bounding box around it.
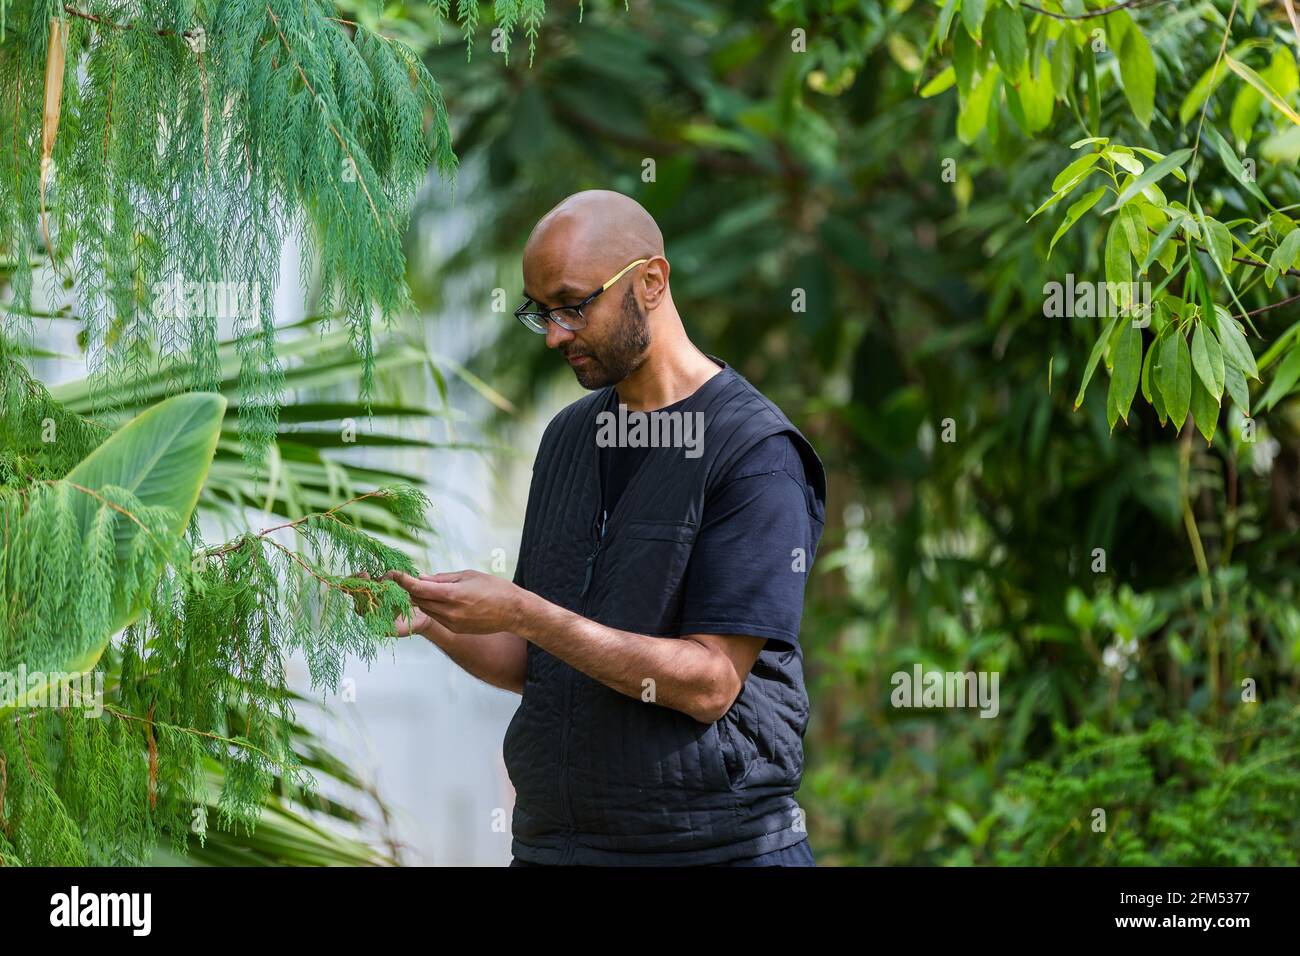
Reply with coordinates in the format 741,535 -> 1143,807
513,590 -> 765,723
386,571 -> 764,723
418,616 -> 529,695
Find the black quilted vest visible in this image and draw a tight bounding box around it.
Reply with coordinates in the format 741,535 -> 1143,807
505,360 -> 827,865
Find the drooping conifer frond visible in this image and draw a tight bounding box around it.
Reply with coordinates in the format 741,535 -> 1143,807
1,473 -> 427,865
0,352 -> 433,865
0,0 -> 467,464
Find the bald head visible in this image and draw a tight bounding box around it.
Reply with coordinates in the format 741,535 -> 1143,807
524,190 -> 664,295
521,190 -> 683,390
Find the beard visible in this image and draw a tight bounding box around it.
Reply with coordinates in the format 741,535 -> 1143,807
564,285 -> 650,390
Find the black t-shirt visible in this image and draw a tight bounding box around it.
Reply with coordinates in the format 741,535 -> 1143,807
596,390 -> 817,650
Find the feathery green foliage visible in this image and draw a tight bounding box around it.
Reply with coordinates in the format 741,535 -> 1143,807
0,372 -> 428,864
0,0 -> 464,464
0,0 -> 559,865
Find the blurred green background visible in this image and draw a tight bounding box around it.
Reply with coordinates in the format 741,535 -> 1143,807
368,0 -> 1300,865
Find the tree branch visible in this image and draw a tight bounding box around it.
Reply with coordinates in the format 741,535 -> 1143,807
1020,0 -> 1165,21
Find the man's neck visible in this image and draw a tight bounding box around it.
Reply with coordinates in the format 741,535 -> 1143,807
614,336 -> 722,412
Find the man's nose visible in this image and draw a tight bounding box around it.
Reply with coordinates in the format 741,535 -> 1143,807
545,320 -> 575,350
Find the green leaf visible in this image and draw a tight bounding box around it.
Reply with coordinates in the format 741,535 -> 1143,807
1115,16 -> 1156,127
1229,70 -> 1265,147
62,393 -> 226,667
1202,216 -> 1235,278
1144,325 -> 1170,425
988,3 -> 1028,80
1211,305 -> 1259,381
1118,203 -> 1150,275
1202,123 -> 1271,208
1048,186 -> 1106,258
1223,358 -> 1250,415
938,0 -> 961,46
1028,157 -> 1095,220
958,67 -> 1000,144
1105,212 -> 1132,309
1104,146 -> 1144,175
921,66 -> 956,98
1266,227 -> 1300,288
1102,148 -> 1193,213
1156,329 -> 1192,431
1052,153 -> 1101,192
1258,344 -> 1300,411
1130,147 -> 1188,181
1140,215 -> 1183,275
1107,318 -> 1143,428
1189,367 -> 1220,443
961,0 -> 988,42
1016,59 -> 1055,131
1226,55 -> 1300,127
1191,321 -> 1225,400
1179,65 -> 1222,127
954,24 -> 977,96
1051,35 -> 1076,101
1075,315 -> 1120,409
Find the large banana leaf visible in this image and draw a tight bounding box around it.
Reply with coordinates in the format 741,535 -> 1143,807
51,393 -> 224,674
44,318 -> 488,543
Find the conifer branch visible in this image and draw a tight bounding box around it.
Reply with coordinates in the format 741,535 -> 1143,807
265,5 -> 386,231
60,4 -> 203,41
59,479 -> 155,539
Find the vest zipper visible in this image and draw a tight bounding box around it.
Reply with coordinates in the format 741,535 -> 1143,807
580,509 -> 608,598
559,508 -> 607,861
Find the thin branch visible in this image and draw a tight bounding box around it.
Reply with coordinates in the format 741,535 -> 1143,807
61,4 -> 202,40
1236,289 -> 1300,320
204,488 -> 394,558
1021,0 -> 1164,21
60,479 -> 164,547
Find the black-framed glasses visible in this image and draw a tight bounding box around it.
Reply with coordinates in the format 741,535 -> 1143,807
514,258 -> 649,334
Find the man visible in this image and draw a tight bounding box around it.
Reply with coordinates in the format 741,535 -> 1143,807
380,189 -> 827,866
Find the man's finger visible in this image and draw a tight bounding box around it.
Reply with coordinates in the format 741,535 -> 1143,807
419,571 -> 466,584
381,570 -> 422,591
381,570 -> 459,603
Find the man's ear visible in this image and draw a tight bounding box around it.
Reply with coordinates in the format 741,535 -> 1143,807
641,256 -> 670,311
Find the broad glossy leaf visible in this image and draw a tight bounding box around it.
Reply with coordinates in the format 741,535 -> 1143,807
1212,306 -> 1259,380
988,3 -> 1028,80
962,0 -> 988,42
1223,359 -> 1250,415
958,67 -> 999,145
1074,315 -> 1120,409
1189,369 -> 1220,443
1107,319 -> 1143,429
61,393 -> 226,668
1048,186 -> 1106,258
1191,322 -> 1225,400
1259,344 -> 1300,411
1103,149 -> 1193,213
1226,55 -> 1300,127
1115,15 -> 1155,127
1157,330 -> 1192,430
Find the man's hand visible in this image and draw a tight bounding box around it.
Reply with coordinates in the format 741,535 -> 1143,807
382,569 -> 528,635
350,571 -> 435,638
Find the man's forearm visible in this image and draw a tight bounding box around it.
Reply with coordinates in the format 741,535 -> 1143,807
420,619 -> 528,694
510,590 -> 724,722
